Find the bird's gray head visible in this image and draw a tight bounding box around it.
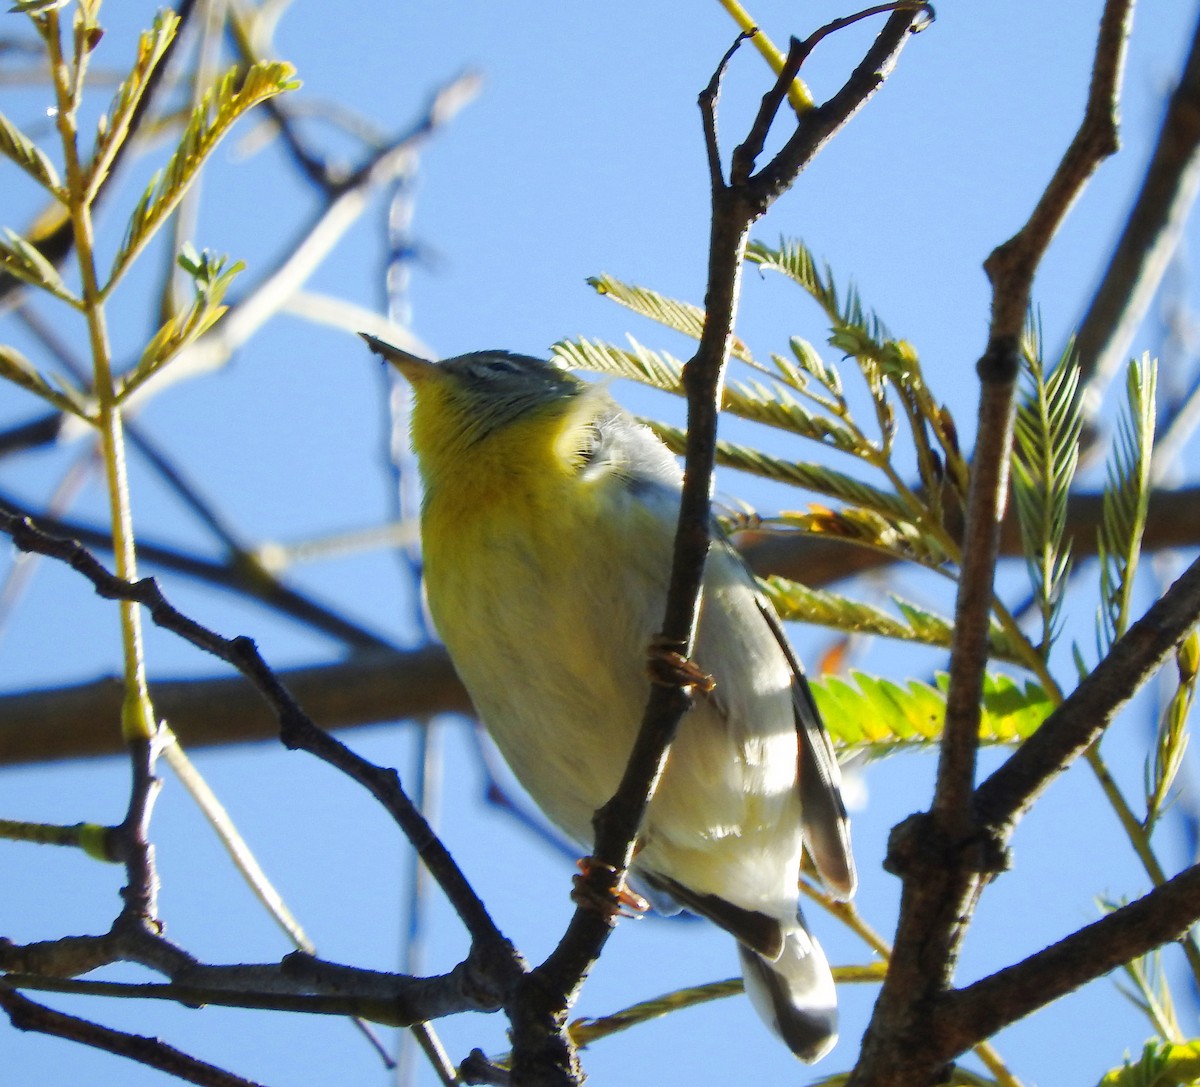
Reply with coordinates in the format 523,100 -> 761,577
430,351 -> 586,445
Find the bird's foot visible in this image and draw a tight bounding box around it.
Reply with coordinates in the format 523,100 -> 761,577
646,636 -> 716,692
572,859 -> 649,920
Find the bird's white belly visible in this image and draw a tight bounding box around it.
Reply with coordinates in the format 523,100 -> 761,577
425,481 -> 804,912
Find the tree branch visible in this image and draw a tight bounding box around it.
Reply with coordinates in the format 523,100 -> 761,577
1075,4 -> 1200,417
0,507 -> 516,971
974,552 -> 1200,829
0,984 -> 267,1087
852,4 -> 1136,1084
935,863 -> 1200,1059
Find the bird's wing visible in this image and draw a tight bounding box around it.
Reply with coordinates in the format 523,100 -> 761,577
754,593 -> 857,901
641,872 -> 785,958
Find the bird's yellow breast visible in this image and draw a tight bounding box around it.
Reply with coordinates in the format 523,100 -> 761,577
412,391 -> 671,839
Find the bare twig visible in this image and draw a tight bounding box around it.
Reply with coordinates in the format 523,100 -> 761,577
974,552 -> 1200,828
937,0 -> 1132,832
0,507 -> 514,968
1075,5 -> 1200,420
937,863 -> 1200,1057
0,984 -> 269,1087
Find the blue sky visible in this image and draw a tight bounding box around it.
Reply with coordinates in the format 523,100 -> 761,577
2,3 -> 1200,1085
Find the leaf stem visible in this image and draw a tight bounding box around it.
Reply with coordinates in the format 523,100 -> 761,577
44,10 -> 155,741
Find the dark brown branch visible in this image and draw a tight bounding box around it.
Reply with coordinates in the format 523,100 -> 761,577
937,0 -> 1132,832
975,552 -> 1200,829
4,946 -> 505,1026
0,984 -> 268,1087
506,14 -> 928,1087
0,507 -> 516,969
3,478 -> 1198,769
0,648 -> 468,766
936,863 -> 1200,1057
0,494 -> 395,653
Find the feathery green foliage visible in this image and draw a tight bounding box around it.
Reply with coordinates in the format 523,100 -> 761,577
0,227 -> 76,302
117,247 -> 244,402
812,671 -> 1051,757
586,274 -> 754,361
747,237 -> 893,352
1096,355 -> 1158,654
759,576 -> 1026,663
554,336 -> 869,454
650,421 -> 908,518
0,110 -> 61,191
1145,632 -> 1198,833
1011,327 -> 1083,651
87,9 -> 180,199
110,59 -> 299,287
1097,1040 -> 1200,1087
0,345 -> 91,417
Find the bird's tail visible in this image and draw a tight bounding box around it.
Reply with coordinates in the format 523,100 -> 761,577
737,920 -> 838,1063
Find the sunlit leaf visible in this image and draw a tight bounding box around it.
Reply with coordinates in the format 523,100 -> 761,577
652,421 -> 903,518
9,0 -> 70,13
554,336 -> 867,454
1097,1039 -> 1200,1087
0,227 -> 76,302
1012,326 -> 1082,651
813,671 -> 1052,756
1096,355 -> 1157,653
0,344 -> 92,418
0,110 -> 61,191
109,60 -> 299,287
587,274 -> 753,361
116,249 -> 244,401
1145,631 -> 1198,832
746,237 -> 893,357
759,577 -> 1026,663
88,9 -> 179,197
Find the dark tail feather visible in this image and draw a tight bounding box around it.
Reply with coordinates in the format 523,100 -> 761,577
738,925 -> 838,1063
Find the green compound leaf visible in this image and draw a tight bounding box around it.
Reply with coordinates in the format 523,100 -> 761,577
554,336 -> 867,454
746,237 -> 894,360
0,227 -> 76,302
0,344 -> 92,418
89,9 -> 180,198
586,274 -> 754,362
760,576 -> 1027,664
1098,1039 -> 1200,1087
812,671 -> 1052,756
117,248 -> 243,402
0,109 -> 61,191
651,421 -> 907,519
1096,355 -> 1157,653
110,60 -> 299,288
1012,329 -> 1082,650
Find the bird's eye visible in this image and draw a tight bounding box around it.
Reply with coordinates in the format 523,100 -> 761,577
481,358 -> 521,375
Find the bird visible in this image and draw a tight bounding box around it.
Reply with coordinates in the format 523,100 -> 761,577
363,335 -> 856,1062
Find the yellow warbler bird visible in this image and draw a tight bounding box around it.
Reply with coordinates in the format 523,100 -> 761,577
364,335 -> 856,1062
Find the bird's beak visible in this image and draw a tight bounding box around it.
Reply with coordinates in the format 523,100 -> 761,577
360,333 -> 441,381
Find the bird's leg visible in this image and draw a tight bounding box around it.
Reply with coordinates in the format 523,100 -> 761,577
646,635 -> 716,692
572,857 -> 650,919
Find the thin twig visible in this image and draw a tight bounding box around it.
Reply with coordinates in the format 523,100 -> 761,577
0,507 -> 515,967
0,984 -> 269,1087
1075,4 -> 1200,421
936,0 -> 1133,833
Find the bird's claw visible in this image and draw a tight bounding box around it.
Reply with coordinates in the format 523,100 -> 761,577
646,637 -> 716,692
572,859 -> 649,920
